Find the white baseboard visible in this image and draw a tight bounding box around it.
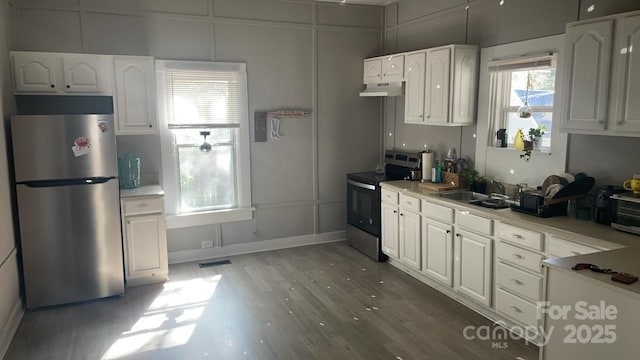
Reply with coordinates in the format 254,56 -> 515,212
168,231 -> 346,264
0,299 -> 23,359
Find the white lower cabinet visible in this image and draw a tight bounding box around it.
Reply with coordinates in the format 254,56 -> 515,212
399,210 -> 421,270
381,202 -> 399,258
455,229 -> 492,307
422,217 -> 453,287
121,195 -> 168,286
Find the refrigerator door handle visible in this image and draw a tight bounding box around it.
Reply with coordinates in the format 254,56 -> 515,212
19,177 -> 117,188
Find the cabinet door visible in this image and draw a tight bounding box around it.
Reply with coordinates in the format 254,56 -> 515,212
381,203 -> 399,258
563,20 -> 613,131
363,58 -> 382,84
613,14 -> 640,132
381,55 -> 404,82
451,47 -> 477,125
114,57 -> 157,135
125,214 -> 168,281
424,47 -> 451,125
404,52 -> 426,124
62,54 -> 103,93
455,229 -> 492,307
399,210 -> 421,270
12,52 -> 58,93
422,217 -> 453,287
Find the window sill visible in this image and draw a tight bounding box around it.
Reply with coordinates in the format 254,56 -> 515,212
165,207 -> 255,229
488,146 -> 552,155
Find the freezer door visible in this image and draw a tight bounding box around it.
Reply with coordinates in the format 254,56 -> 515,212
17,178 -> 124,309
11,114 -> 117,182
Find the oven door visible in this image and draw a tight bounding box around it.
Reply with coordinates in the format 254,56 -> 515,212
346,179 -> 380,237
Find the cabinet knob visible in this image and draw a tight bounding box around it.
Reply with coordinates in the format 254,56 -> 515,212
127,220 -> 131,224
513,253 -> 524,260
149,124 -> 153,128
456,233 -> 461,237
511,306 -> 523,313
446,230 -> 451,234
400,213 -> 404,216
50,84 -> 55,88
393,210 -> 397,214
427,115 -> 431,119
66,85 -> 70,88
419,115 -> 423,118
511,278 -> 524,286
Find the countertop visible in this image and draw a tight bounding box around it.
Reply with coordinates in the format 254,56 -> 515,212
380,180 -> 640,298
120,184 -> 164,198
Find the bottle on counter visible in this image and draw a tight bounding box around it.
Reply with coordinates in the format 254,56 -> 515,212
435,162 -> 443,183
431,160 -> 439,183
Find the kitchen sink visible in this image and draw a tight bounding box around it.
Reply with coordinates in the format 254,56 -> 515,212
436,190 -> 489,202
436,190 -> 516,210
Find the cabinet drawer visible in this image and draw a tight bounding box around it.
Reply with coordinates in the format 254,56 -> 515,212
496,289 -> 539,328
382,188 -> 399,205
421,200 -> 453,223
399,194 -> 420,212
496,241 -> 544,273
496,262 -> 542,302
455,210 -> 492,236
497,223 -> 544,251
548,236 -> 600,258
122,197 -> 163,216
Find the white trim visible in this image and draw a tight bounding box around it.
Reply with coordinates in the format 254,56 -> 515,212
0,297 -> 23,359
165,207 -> 255,229
168,231 -> 346,264
475,35 -> 568,187
155,60 -> 252,218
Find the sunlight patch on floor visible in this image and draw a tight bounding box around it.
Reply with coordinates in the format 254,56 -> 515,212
102,275 -> 222,359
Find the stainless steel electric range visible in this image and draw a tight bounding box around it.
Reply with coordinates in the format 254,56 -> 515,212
346,150 -> 420,261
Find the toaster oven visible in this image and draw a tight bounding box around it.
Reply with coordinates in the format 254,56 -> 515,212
611,193 -> 640,235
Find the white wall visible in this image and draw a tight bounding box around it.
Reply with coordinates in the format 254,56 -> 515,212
11,0 -> 383,258
0,0 -> 23,357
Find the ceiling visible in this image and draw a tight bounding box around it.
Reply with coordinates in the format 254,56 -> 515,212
316,0 -> 394,6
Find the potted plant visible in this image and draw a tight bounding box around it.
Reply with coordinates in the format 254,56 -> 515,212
520,125 -> 546,162
528,125 -> 546,151
462,168 -> 487,194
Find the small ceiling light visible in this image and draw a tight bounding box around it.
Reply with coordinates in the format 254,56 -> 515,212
587,4 -> 595,13
199,131 -> 212,153
499,0 -> 505,6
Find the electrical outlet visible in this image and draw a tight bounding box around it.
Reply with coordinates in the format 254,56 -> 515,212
201,240 -> 213,248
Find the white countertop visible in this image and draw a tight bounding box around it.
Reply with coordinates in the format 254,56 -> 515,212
120,184 -> 164,198
380,180 -> 640,299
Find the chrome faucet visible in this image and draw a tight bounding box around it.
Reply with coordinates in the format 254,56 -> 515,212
491,180 -> 505,195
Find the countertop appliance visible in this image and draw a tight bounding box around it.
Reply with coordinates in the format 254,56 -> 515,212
594,185 -> 625,225
346,150 -> 416,261
11,114 -> 124,309
611,192 -> 640,235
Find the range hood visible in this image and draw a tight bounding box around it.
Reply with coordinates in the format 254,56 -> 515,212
359,81 -> 403,97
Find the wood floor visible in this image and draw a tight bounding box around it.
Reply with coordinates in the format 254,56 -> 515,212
5,242 -> 538,359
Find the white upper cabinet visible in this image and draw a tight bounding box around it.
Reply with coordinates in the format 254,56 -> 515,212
11,51 -> 112,95
402,45 -> 477,126
11,52 -> 58,93
424,47 -> 451,125
62,54 -> 104,93
613,13 -> 640,133
381,55 -> 404,82
404,52 -> 426,124
114,56 -> 157,135
363,58 -> 382,84
562,20 -> 614,131
562,9 -> 640,137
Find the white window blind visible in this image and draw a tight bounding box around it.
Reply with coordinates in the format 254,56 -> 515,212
488,52 -> 556,73
164,69 -> 242,129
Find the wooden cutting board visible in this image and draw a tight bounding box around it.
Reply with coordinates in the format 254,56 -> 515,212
418,181 -> 461,192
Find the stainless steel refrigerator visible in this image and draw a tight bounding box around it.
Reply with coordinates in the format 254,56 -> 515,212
11,114 -> 124,309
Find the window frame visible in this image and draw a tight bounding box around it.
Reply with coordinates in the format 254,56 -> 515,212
489,57 -> 557,152
156,60 -> 253,229
474,35 -> 568,187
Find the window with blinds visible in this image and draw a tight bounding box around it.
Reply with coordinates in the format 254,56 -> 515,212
157,61 -> 250,216
488,53 -> 557,150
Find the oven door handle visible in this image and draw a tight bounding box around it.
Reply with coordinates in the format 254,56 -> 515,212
347,179 -> 376,191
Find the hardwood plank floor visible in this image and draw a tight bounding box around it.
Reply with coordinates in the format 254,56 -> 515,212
5,242 -> 538,359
